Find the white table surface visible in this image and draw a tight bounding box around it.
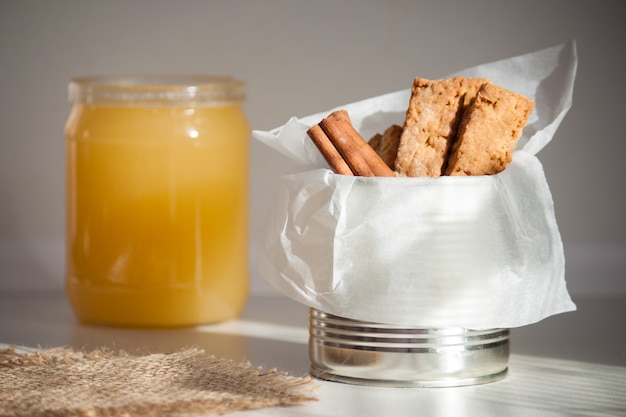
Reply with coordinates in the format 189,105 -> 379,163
1,291 -> 625,416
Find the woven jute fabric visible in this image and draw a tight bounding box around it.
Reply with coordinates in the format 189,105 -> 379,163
0,346 -> 317,417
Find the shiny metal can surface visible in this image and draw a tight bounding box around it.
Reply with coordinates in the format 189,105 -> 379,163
309,308 -> 509,387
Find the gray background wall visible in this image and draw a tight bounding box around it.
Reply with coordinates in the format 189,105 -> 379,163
1,0 -> 624,295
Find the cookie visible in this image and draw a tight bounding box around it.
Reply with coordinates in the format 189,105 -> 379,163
445,83 -> 535,176
368,124 -> 403,170
395,77 -> 490,177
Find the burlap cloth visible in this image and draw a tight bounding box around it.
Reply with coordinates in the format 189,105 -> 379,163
0,346 -> 317,417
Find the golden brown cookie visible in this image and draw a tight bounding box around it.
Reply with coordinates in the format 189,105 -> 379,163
445,83 -> 535,176
368,124 -> 403,170
395,77 -> 490,177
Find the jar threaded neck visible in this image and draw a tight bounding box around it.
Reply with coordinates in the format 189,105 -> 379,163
68,75 -> 246,107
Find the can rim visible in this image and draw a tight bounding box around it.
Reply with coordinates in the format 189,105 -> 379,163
308,308 -> 510,387
68,75 -> 246,106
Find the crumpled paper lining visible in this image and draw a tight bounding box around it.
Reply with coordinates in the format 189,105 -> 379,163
252,41 -> 578,329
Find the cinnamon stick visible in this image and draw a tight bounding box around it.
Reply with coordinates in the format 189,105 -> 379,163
319,116 -> 374,176
327,109 -> 351,123
326,111 -> 395,177
307,109 -> 396,177
306,125 -> 354,176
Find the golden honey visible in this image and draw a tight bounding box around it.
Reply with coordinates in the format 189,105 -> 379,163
64,76 -> 249,326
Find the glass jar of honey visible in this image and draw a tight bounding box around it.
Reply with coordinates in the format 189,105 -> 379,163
64,76 -> 250,327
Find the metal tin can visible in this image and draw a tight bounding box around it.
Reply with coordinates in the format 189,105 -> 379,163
309,308 -> 509,387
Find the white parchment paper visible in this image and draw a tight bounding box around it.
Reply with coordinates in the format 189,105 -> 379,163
252,41 -> 578,329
